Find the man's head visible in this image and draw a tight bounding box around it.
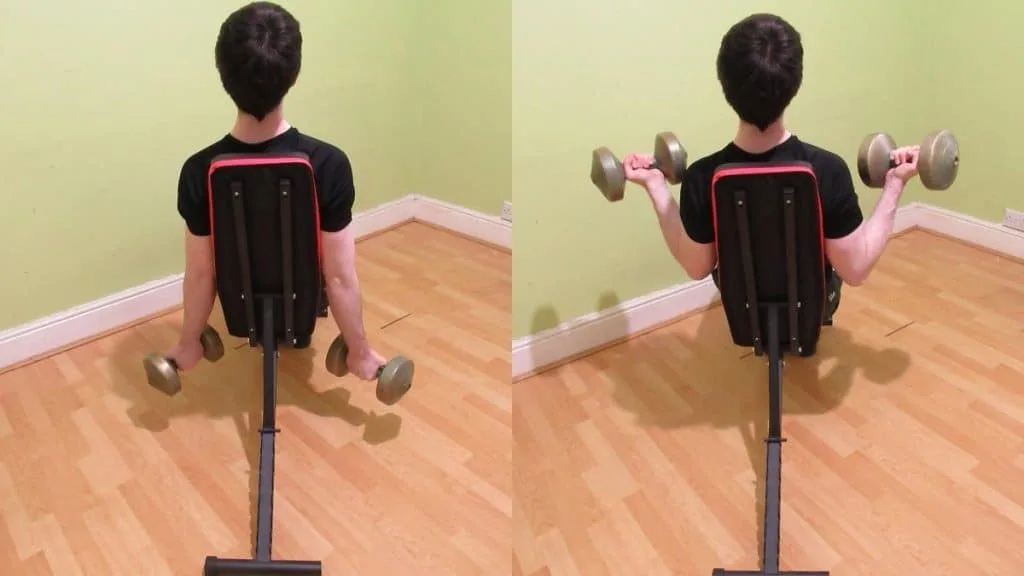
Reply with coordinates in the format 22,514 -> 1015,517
215,2 -> 302,121
716,13 -> 803,131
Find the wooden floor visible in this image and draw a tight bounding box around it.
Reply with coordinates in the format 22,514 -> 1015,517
514,230 -> 1024,576
0,222 -> 511,575
5,225 -> 1024,576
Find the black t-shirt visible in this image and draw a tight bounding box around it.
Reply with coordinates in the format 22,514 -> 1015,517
177,127 -> 355,237
680,135 -> 864,244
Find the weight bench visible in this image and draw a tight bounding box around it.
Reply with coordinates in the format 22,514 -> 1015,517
708,162 -> 830,576
202,153 -> 324,575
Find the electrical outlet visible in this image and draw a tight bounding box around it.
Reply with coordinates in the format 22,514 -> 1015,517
501,201 -> 512,222
1004,208 -> 1024,232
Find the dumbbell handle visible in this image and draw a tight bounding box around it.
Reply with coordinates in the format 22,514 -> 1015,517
888,146 -> 922,168
634,160 -> 665,173
608,150 -> 663,174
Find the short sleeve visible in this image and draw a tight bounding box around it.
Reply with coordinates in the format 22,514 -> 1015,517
318,148 -> 355,233
822,160 -> 864,240
679,168 -> 715,244
176,157 -> 211,236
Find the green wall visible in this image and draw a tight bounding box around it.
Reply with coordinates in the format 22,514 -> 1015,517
511,0 -> 979,339
0,1 -> 509,331
2,1 -> 1010,338
414,2 -> 515,215
928,4 -> 1023,222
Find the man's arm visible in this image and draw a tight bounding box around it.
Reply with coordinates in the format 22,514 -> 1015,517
825,148 -> 917,286
317,147 -> 372,353
176,157 -> 218,345
321,226 -> 371,353
649,180 -> 717,280
180,229 -> 217,342
825,179 -> 903,286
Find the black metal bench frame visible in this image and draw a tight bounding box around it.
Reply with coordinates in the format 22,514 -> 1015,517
708,162 -> 830,576
202,153 -> 323,576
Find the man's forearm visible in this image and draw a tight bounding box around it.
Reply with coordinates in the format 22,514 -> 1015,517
181,269 -> 216,342
856,179 -> 905,279
325,275 -> 370,353
649,183 -> 706,278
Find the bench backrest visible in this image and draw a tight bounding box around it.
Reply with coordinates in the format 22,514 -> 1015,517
711,162 -> 827,355
208,153 -> 322,346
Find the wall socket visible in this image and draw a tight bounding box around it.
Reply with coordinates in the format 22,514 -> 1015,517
1004,208 -> 1024,232
501,201 -> 512,222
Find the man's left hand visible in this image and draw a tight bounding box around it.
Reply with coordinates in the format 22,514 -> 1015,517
168,338 -> 205,371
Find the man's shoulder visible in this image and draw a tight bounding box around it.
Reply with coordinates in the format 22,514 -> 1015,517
793,139 -> 848,175
180,137 -> 233,175
179,130 -> 350,174
290,131 -> 354,198
292,130 -> 350,166
684,145 -> 733,182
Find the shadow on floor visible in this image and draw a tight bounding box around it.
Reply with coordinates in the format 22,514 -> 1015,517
107,318 -> 402,555
530,291 -> 911,568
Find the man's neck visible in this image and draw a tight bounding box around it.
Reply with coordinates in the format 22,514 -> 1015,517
230,108 -> 291,144
733,120 -> 791,154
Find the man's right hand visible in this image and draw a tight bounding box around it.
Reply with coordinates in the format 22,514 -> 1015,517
623,153 -> 667,189
167,337 -> 204,371
346,345 -> 387,381
623,153 -> 674,212
887,145 -> 920,184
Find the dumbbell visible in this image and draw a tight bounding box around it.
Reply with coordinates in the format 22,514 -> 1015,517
324,336 -> 414,406
590,132 -> 688,202
141,326 -> 225,396
856,129 -> 960,190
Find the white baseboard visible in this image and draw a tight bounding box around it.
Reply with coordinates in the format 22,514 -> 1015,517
0,275 -> 186,372
511,279 -> 721,379
511,201 -> 1024,380
893,201 -> 923,234
411,195 -> 512,250
0,194 -> 508,371
348,194 -> 419,238
916,203 -> 1024,260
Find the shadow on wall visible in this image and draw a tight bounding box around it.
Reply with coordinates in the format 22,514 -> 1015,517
529,292 -> 911,568
529,290 -> 631,370
106,316 -> 402,557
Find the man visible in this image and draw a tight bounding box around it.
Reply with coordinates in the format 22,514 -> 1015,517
624,13 -> 920,323
167,2 -> 386,380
